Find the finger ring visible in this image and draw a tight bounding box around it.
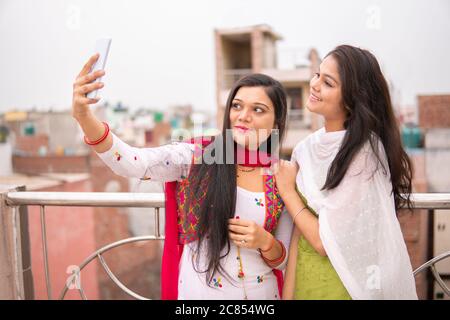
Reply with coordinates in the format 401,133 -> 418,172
241,239 -> 246,244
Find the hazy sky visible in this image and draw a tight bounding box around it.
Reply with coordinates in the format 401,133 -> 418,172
1,0 -> 449,115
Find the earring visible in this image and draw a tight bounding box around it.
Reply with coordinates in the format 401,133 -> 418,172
344,105 -> 352,113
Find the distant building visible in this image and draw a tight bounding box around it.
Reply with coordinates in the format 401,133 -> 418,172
414,93 -> 450,299
419,94 -> 450,192
214,24 -> 322,155
1,107 -> 163,299
396,105 -> 419,126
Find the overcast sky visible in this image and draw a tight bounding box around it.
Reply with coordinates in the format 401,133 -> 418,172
1,0 -> 449,116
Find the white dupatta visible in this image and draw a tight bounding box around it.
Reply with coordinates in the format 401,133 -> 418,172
292,128 -> 418,300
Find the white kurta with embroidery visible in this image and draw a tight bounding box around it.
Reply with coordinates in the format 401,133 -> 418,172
96,133 -> 292,300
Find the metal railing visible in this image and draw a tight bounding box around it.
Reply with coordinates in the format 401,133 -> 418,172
4,191 -> 450,300
5,192 -> 165,300
414,251 -> 450,297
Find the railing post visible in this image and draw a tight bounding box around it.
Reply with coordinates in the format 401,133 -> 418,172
0,185 -> 34,299
40,205 -> 53,300
155,207 -> 161,238
427,208 -> 435,299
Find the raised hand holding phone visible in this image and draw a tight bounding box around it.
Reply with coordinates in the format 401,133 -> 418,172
86,38 -> 111,99
72,39 -> 114,153
72,39 -> 111,120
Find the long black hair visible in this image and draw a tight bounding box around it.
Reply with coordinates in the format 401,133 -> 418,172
322,45 -> 413,211
184,73 -> 287,285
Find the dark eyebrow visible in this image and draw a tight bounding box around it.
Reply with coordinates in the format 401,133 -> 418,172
324,73 -> 339,85
318,67 -> 339,85
233,98 -> 271,110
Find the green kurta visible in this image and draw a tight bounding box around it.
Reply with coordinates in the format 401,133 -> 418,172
294,190 -> 352,300
294,235 -> 351,300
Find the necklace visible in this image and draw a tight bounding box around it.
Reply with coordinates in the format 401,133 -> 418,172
236,247 -> 248,300
237,165 -> 256,173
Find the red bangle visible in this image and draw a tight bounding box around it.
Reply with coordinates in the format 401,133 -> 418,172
84,122 -> 110,146
260,240 -> 286,265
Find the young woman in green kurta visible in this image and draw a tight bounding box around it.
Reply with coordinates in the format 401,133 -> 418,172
275,45 -> 417,300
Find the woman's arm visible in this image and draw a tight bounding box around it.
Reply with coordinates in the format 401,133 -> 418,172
282,227 -> 300,300
275,160 -> 327,257
72,54 -> 113,153
281,190 -> 326,256
72,54 -> 194,182
96,132 -> 194,181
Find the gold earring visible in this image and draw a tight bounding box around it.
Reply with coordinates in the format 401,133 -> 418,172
345,105 -> 352,113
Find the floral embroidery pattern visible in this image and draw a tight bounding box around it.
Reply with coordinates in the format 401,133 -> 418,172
114,151 -> 121,161
255,198 -> 264,207
257,275 -> 264,283
213,277 -> 223,288
177,159 -> 210,244
263,175 -> 285,232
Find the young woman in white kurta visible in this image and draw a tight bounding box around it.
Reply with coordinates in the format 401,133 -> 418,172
96,133 -> 292,299
71,60 -> 293,300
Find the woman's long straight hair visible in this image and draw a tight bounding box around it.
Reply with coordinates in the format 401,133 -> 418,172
185,73 -> 287,285
322,45 -> 413,211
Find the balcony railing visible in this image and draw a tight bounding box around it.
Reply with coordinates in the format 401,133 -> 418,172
2,191 -> 450,300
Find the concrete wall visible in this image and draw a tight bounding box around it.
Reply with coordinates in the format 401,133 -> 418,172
0,143 -> 13,175
13,155 -> 90,174
424,129 -> 450,192
425,150 -> 450,192
47,113 -> 85,154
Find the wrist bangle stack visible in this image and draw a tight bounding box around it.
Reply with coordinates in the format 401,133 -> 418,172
260,240 -> 286,267
84,122 -> 110,146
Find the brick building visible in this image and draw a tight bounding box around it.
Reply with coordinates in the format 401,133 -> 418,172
214,24 -> 322,156
417,94 -> 450,299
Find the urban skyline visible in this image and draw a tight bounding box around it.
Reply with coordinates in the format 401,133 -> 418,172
1,0 -> 450,114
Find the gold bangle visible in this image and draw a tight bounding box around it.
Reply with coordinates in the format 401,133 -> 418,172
293,206 -> 307,222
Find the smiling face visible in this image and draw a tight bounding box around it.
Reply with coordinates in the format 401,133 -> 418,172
229,86 -> 276,150
307,55 -> 347,130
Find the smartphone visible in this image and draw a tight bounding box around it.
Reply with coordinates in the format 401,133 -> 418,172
86,38 -> 112,99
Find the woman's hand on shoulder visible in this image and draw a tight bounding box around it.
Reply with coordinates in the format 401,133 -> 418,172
273,159 -> 299,197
